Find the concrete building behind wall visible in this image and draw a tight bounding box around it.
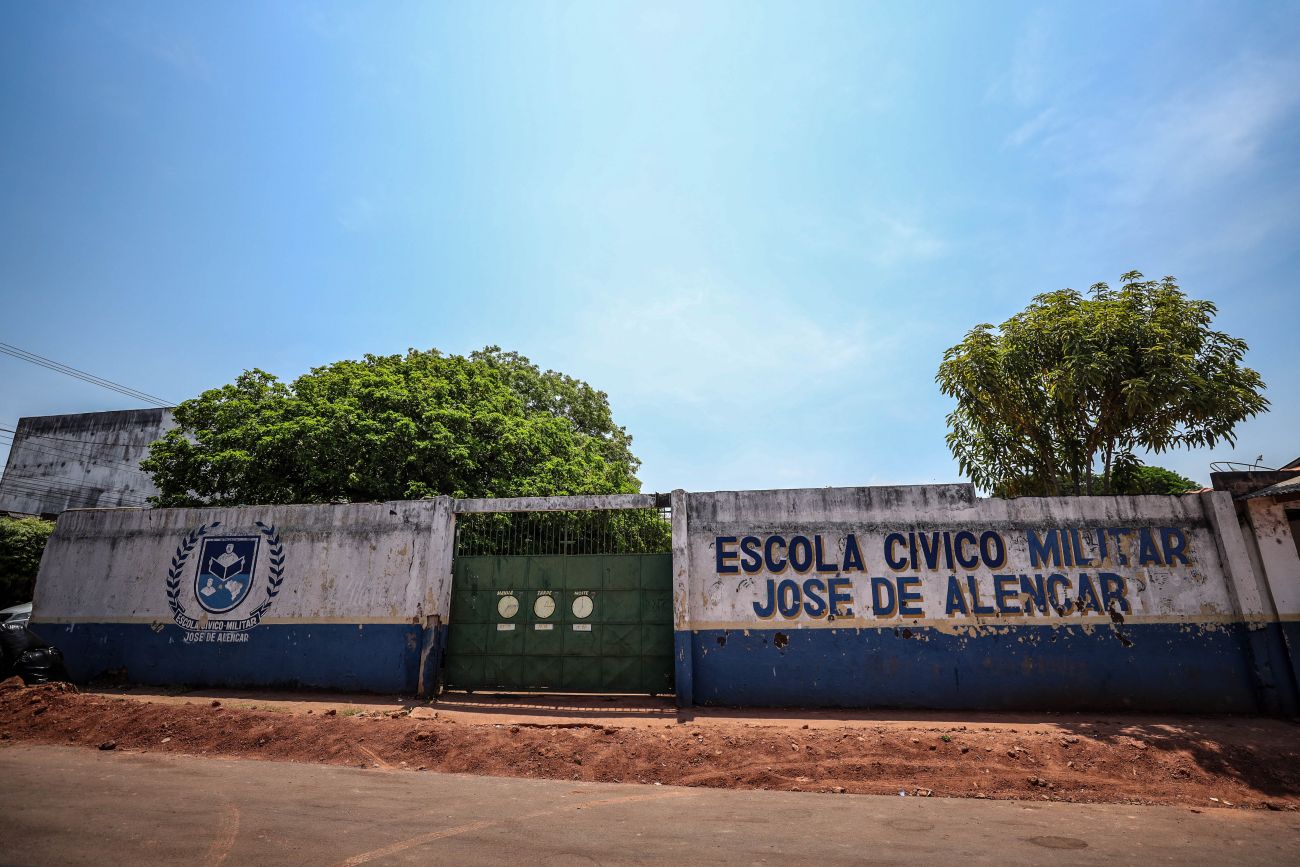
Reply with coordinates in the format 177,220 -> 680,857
0,408 -> 175,518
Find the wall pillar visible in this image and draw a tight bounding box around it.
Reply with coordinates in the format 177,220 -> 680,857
418,496 -> 457,698
1241,497 -> 1300,709
1204,491 -> 1299,715
671,488 -> 693,708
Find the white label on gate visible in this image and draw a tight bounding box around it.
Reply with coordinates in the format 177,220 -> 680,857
496,623 -> 515,631
572,623 -> 592,632
534,623 -> 554,631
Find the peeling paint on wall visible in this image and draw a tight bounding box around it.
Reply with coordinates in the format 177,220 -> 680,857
29,498 -> 455,694
687,487 -> 1231,633
23,483 -> 1296,711
678,486 -> 1289,713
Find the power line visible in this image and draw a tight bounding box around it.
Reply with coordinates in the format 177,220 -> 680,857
0,491 -> 150,510
0,342 -> 174,408
0,447 -> 157,499
0,439 -> 156,504
0,476 -> 152,507
0,477 -> 152,508
0,423 -> 151,450
0,443 -> 156,484
0,430 -> 157,478
0,424 -> 167,448
0,421 -> 161,509
0,471 -> 150,499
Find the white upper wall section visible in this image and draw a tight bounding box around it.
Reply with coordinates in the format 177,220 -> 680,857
30,483 -> 1271,634
34,499 -> 454,626
683,486 -> 1252,630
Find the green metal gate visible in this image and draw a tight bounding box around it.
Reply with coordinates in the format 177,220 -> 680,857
443,553 -> 674,694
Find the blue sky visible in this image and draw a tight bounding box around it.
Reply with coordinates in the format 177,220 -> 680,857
2,1 -> 1298,494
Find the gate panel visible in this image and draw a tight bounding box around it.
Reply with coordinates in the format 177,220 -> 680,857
444,552 -> 673,694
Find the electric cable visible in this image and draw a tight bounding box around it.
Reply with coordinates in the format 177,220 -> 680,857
0,342 -> 174,407
0,431 -> 156,478
0,478 -> 151,508
0,472 -> 153,501
0,477 -> 152,507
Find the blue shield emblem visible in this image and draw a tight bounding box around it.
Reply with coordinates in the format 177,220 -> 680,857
194,536 -> 259,614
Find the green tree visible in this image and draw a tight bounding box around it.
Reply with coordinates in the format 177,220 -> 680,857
142,347 -> 647,506
0,515 -> 54,607
1112,464 -> 1201,496
936,272 -> 1267,497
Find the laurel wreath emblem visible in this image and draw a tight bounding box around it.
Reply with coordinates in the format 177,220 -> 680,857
167,520 -> 285,631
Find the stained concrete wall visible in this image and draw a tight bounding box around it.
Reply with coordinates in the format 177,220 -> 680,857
1236,496 -> 1300,705
0,409 -> 175,516
1243,498 -> 1300,613
31,499 -> 455,694
28,483 -> 1295,711
674,485 -> 1292,713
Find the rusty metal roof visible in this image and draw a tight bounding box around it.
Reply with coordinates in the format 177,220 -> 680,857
1238,473 -> 1300,500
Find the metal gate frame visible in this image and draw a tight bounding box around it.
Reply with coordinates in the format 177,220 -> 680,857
442,493 -> 676,696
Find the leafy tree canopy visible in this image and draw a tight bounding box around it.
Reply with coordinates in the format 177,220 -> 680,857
142,347 -> 646,507
0,515 -> 54,607
936,272 -> 1267,497
1112,464 -> 1201,496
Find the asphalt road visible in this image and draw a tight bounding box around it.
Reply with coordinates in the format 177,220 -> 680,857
1,744 -> 1297,865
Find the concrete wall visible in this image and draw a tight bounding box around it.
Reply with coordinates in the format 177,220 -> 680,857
0,409 -> 175,516
28,482 -> 1296,712
673,485 -> 1293,713
1236,495 -> 1300,706
31,499 -> 455,694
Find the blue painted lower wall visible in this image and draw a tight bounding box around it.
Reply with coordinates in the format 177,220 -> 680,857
31,622 -> 426,695
31,618 -> 1295,711
684,623 -> 1277,713
1278,621 -> 1300,707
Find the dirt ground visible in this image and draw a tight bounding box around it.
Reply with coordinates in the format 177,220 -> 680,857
2,679 -> 1298,811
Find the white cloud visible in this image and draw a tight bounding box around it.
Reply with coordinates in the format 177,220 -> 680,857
149,36 -> 213,83
1004,107 -> 1060,149
531,272 -> 940,493
1009,59 -> 1300,205
649,441 -> 848,494
555,274 -> 890,415
795,206 -> 947,267
986,9 -> 1056,107
1009,10 -> 1052,106
863,213 -> 946,266
336,197 -> 378,232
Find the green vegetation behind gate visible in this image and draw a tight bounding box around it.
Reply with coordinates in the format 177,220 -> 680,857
454,509 -> 672,558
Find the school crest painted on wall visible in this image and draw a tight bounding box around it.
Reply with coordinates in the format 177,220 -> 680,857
166,521 -> 285,633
